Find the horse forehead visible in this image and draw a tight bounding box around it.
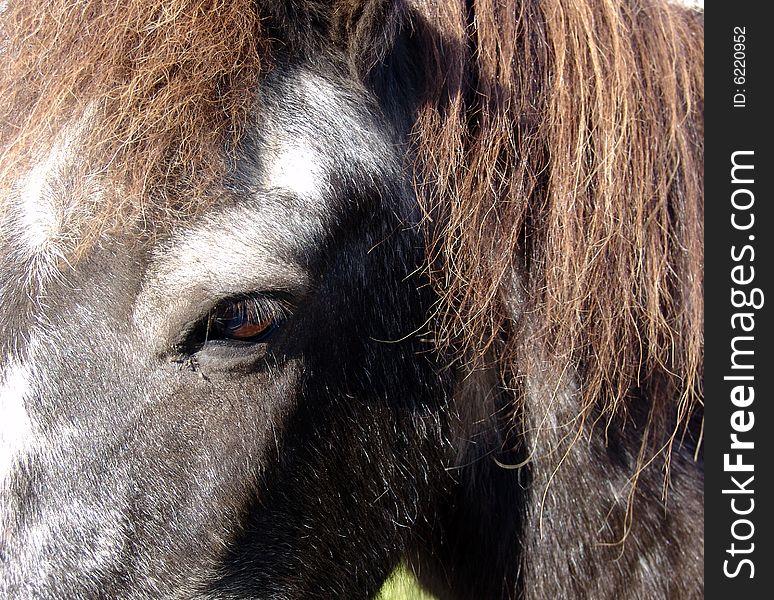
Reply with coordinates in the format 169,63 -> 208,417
1,68 -> 393,249
0,66 -> 399,316
255,69 -> 394,195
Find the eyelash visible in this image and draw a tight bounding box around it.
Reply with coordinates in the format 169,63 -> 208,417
184,294 -> 290,352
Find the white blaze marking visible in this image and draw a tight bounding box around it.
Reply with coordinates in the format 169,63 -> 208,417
0,360 -> 33,490
17,143 -> 68,255
263,143 -> 325,200
299,75 -> 390,173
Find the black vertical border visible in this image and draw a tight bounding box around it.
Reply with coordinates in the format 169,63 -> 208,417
705,4 -> 772,599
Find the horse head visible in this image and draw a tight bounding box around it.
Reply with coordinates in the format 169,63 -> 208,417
1,1 -> 704,598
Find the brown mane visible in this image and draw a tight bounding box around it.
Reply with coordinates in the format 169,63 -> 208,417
0,0 -> 269,223
403,0 -> 704,465
1,0 -> 704,464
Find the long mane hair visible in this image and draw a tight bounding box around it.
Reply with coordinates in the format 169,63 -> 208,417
360,0 -> 703,490
1,0 -> 703,481
407,0 -> 704,477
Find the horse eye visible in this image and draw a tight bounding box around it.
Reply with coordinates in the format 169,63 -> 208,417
206,297 -> 283,343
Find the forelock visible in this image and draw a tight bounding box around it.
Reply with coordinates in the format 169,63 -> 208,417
0,0 -> 274,232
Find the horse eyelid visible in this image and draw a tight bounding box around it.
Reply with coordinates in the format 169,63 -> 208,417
178,292 -> 293,353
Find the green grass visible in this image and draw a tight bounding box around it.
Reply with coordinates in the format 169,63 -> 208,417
377,566 -> 437,600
